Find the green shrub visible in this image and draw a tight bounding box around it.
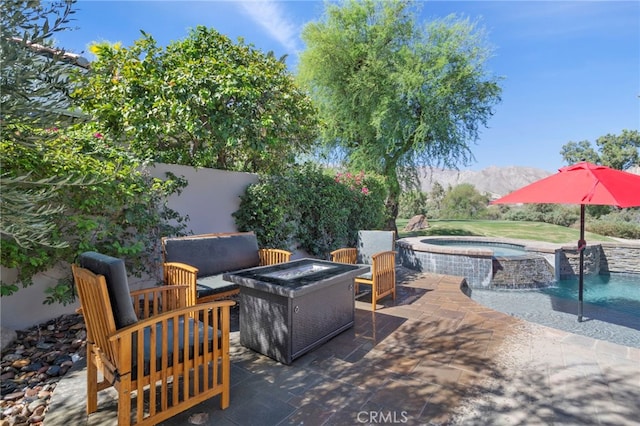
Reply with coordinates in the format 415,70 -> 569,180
233,164 -> 386,258
545,206 -> 580,227
503,204 -> 579,227
587,220 -> 640,239
439,184 -> 489,219
587,208 -> 640,239
399,190 -> 428,219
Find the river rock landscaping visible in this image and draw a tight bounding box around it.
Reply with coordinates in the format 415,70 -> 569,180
0,314 -> 86,426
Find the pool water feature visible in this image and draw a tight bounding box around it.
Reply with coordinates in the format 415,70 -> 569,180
398,236 -> 640,345
469,272 -> 640,347
397,236 -> 555,288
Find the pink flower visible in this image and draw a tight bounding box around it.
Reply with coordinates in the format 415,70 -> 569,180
361,187 -> 369,195
94,132 -> 103,139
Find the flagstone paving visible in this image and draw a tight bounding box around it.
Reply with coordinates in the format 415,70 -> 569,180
44,268 -> 640,426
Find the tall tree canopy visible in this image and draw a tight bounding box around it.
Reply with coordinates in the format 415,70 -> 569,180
75,26 -> 319,173
1,0 -> 81,249
560,129 -> 640,170
297,0 -> 501,231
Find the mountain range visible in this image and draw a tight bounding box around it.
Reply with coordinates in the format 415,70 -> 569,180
417,166 -> 553,199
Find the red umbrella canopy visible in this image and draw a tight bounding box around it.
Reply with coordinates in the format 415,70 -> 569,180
492,161 -> 640,208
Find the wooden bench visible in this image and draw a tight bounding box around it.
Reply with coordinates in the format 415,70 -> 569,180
162,232 -> 291,304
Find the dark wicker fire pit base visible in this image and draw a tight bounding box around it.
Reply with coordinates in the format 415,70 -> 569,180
224,259 -> 368,364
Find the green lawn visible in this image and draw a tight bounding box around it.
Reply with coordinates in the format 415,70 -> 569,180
396,219 -> 616,244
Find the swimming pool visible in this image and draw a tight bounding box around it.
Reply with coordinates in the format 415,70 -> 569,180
541,273 -> 640,318
397,236 -> 640,346
469,272 -> 640,348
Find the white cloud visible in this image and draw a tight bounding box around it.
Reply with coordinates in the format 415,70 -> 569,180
237,0 -> 301,55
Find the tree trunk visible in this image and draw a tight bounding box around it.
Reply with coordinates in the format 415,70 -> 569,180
383,163 -> 401,236
384,193 -> 399,236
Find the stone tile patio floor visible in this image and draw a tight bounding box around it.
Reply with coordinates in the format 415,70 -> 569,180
44,268 -> 640,426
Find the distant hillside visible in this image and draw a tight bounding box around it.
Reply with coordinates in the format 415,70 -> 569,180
418,166 -> 553,199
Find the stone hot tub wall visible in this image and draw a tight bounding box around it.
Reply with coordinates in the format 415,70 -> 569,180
556,242 -> 640,279
396,237 -> 557,288
398,236 -> 640,288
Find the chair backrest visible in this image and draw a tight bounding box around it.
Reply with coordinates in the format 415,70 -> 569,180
78,251 -> 138,329
162,232 -> 260,276
72,264 -> 120,364
258,248 -> 291,266
356,231 -> 395,265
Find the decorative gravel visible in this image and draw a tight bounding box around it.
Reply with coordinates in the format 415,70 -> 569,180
0,314 -> 86,426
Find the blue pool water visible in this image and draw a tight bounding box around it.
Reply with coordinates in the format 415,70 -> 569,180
470,272 -> 640,348
427,240 -> 527,257
540,273 -> 640,318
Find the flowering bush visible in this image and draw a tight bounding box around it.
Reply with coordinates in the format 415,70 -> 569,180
335,171 -> 370,195
234,164 -> 386,258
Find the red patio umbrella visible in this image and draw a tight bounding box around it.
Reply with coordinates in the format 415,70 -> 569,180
491,161 -> 640,322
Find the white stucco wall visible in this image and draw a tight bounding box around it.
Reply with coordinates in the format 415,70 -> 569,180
0,264 -> 80,331
148,163 -> 258,235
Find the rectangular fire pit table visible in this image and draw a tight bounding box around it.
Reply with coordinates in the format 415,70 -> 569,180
223,258 -> 368,365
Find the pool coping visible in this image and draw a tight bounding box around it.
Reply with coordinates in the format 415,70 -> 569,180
398,235 -> 564,256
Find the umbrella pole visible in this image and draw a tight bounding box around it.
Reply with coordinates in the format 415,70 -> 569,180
578,204 -> 585,322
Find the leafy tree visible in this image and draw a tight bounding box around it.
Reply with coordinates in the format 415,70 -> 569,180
1,123 -> 188,302
1,0 -> 81,249
297,0 -> 501,233
560,129 -> 639,170
427,181 -> 446,218
559,140 -> 600,165
75,26 -> 320,173
440,183 -> 489,219
399,190 -> 427,218
597,130 -> 640,170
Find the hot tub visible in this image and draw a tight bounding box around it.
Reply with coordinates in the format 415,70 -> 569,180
397,236 -> 555,288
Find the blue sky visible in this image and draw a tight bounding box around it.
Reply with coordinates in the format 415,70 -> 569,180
54,1 -> 639,172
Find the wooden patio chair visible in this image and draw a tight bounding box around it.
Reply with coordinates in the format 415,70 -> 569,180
72,251 -> 233,426
330,231 -> 397,311
258,248 -> 292,266
353,250 -> 397,311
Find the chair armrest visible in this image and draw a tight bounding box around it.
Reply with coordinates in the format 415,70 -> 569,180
108,299 -> 235,376
129,285 -> 191,319
164,261 -> 198,275
164,262 -> 198,306
259,248 -> 292,266
330,248 -> 357,264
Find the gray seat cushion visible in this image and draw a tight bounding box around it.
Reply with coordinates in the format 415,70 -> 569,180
78,251 -> 138,329
131,317 -> 217,380
356,271 -> 373,280
196,274 -> 238,299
